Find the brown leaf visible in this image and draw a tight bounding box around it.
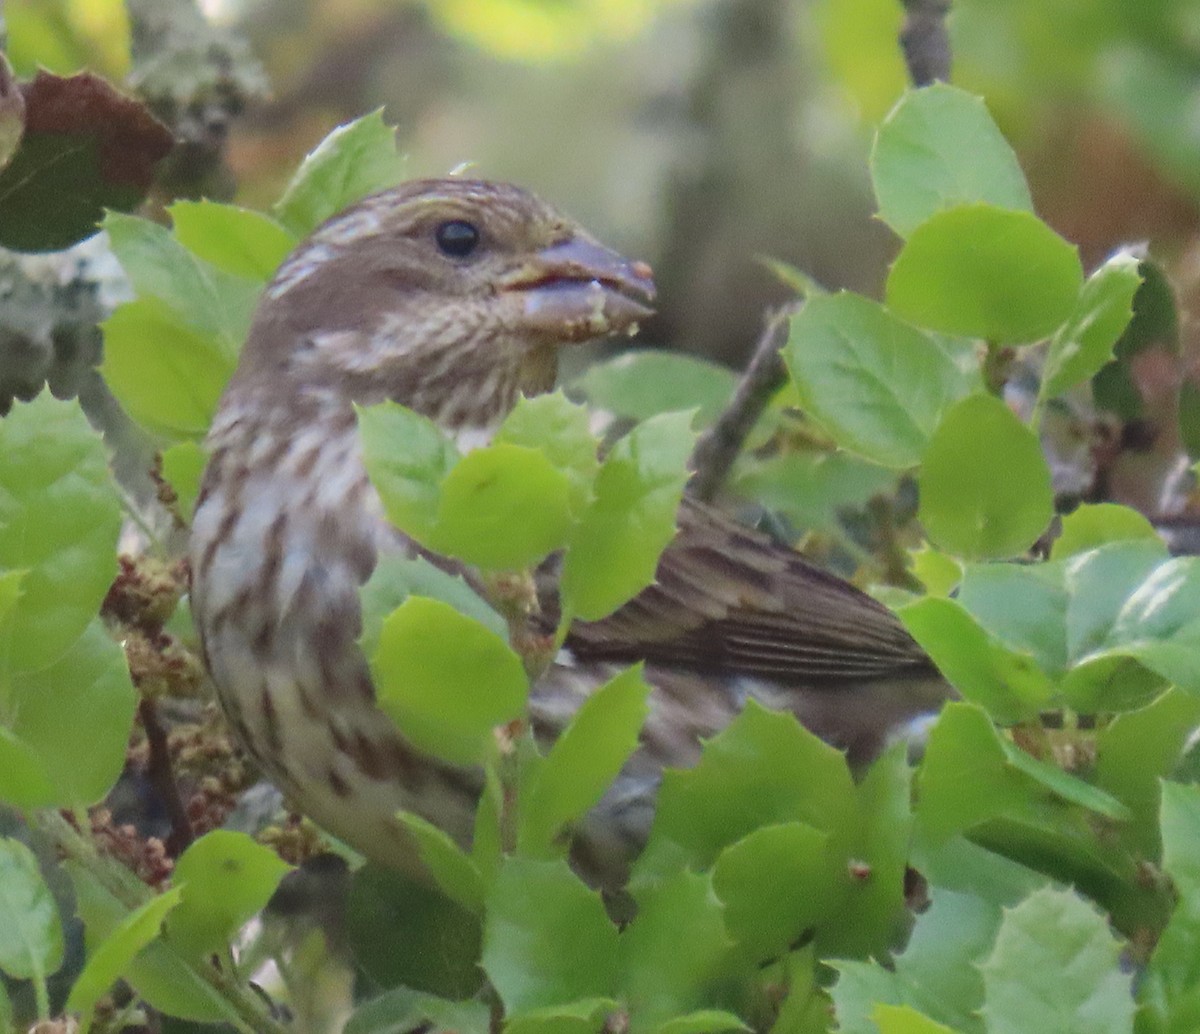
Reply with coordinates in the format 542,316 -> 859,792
0,70 -> 174,252
20,69 -> 174,193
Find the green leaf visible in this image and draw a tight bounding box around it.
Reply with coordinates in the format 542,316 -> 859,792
831,886 -> 1006,1034
169,200 -> 297,281
372,596 -> 528,765
1092,261 -> 1178,421
872,1005 -> 961,1034
396,811 -> 484,913
655,1010 -> 750,1034
504,998 -> 617,1034
918,393 -> 1053,559
102,298 -> 234,439
712,822 -> 831,962
160,440 -> 208,523
899,597 -> 1055,722
979,886 -> 1133,1034
620,870 -> 738,1029
347,864 -> 482,998
431,443 -> 574,569
915,703 -> 1127,845
359,553 -> 505,660
910,837 -> 1047,913
1098,555 -> 1200,694
1050,503 -> 1159,560
495,392 -> 599,515
6,5 -> 130,77
824,743 -> 915,959
0,730 -> 56,807
103,211 -> 259,352
472,763 -> 504,886
1060,540 -> 1168,662
0,838 -> 63,982
345,988 -> 490,1034
871,84 -> 1033,238
560,411 -> 695,621
909,544 -> 963,596
783,293 -> 975,468
482,857 -> 619,1015
634,701 -> 856,887
816,0 -> 907,124
914,704 -> 1029,844
357,401 -> 458,546
887,205 -> 1084,344
733,450 -> 897,534
361,395 -> 595,570
0,567 -> 23,621
0,58 -> 24,174
0,393 -> 121,673
994,737 -> 1128,822
164,831 -> 292,960
65,861 -> 237,1024
767,948 -> 830,1034
520,664 -> 652,856
1040,251 -> 1142,400
1095,691 -> 1200,859
830,959 -> 906,1034
1058,541 -> 1175,711
574,350 -> 737,426
956,563 -> 1069,677
274,110 -> 405,237
67,886 -> 184,1029
6,619 -> 137,807
1139,782 -> 1200,1033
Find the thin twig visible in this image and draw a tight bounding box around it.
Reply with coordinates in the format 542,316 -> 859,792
688,307 -> 794,503
899,0 -> 953,86
138,697 -> 195,856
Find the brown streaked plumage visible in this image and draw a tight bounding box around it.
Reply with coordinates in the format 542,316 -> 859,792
189,178 -> 948,887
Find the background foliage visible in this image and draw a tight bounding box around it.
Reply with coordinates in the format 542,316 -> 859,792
4,1 -> 1200,1033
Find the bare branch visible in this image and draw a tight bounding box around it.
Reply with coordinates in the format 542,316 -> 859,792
899,0 -> 953,87
688,306 -> 795,502
138,697 -> 195,856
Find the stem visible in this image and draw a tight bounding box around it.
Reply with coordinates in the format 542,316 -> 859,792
982,341 -> 1015,397
117,488 -> 166,558
898,0 -> 953,87
32,967 -> 50,1022
138,697 -> 195,856
95,994 -> 143,1034
689,307 -> 793,503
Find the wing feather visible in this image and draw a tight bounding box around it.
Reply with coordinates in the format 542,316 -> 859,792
560,498 -> 934,684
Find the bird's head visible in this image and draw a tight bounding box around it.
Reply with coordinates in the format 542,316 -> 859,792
233,178 -> 655,430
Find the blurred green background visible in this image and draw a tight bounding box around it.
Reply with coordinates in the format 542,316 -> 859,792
9,0 -> 1200,371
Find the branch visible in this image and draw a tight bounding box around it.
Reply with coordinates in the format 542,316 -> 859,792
138,697 -> 195,856
687,306 -> 794,503
899,0 -> 953,87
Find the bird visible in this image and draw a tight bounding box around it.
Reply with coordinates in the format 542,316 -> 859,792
188,178 -> 948,888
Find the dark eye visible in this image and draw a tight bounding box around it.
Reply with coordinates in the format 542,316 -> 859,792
435,219 -> 480,258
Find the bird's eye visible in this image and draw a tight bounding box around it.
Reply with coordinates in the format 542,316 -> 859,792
435,219 -> 480,258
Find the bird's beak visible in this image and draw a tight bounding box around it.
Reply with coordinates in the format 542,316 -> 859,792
499,236 -> 656,343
